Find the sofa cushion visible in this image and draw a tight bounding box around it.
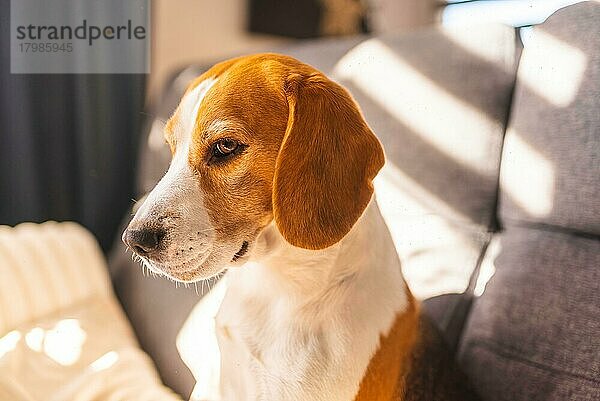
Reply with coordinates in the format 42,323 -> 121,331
333,24 -> 519,228
458,226 -> 600,401
498,2 -> 600,235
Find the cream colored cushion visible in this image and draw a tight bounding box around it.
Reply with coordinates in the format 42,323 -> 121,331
0,222 -> 180,401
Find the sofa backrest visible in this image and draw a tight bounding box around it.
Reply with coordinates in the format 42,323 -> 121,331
498,1 -> 600,235
334,24 -> 520,230
458,3 -> 600,400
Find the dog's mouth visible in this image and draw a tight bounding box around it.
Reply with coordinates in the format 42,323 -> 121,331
139,248 -> 211,274
232,241 -> 249,262
136,240 -> 251,282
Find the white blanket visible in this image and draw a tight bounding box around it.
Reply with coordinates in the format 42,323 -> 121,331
0,222 -> 181,401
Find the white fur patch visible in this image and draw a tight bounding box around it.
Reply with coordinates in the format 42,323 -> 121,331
183,200 -> 408,401
130,78 -> 219,280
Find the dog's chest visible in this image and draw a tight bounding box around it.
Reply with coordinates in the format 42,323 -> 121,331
215,288 -> 369,401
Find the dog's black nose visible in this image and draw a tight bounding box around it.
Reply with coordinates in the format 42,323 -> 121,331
123,228 -> 164,256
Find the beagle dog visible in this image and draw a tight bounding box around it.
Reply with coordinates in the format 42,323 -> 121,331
123,54 -> 479,401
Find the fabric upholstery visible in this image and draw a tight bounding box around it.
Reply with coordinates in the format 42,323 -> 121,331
0,222 -> 180,401
284,36 -> 366,73
458,227 -> 600,401
461,6 -> 600,401
498,2 -> 600,235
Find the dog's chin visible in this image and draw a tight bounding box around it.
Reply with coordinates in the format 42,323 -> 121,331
140,241 -> 252,283
141,254 -> 224,283
156,264 -> 226,283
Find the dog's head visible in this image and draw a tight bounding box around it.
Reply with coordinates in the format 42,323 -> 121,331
123,54 -> 384,282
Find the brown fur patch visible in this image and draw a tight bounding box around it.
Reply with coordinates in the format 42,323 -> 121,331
354,297 -> 480,401
273,70 -> 385,250
354,294 -> 419,401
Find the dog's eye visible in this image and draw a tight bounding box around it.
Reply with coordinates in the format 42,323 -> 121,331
209,138 -> 246,165
214,139 -> 239,156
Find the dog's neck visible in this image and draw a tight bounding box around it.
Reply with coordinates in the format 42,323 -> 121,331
248,199 -> 405,310
217,199 -> 410,401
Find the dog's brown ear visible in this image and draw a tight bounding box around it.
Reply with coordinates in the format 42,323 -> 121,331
273,72 -> 385,250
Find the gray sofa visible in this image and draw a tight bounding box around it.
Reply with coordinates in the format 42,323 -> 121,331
109,2 -> 600,400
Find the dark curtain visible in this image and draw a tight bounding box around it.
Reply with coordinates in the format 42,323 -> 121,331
0,0 -> 147,251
